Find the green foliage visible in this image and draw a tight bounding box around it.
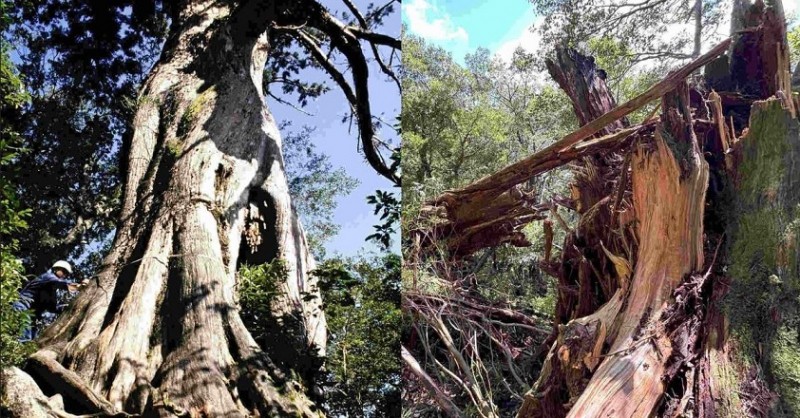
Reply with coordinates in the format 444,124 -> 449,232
282,124 -> 359,259
5,0 -> 167,274
529,0 -> 727,66
401,32 -> 576,271
315,254 -> 401,417
403,41 -> 511,198
402,34 -> 576,210
789,25 -> 800,68
476,244 -> 558,316
0,11 -> 35,367
238,259 -> 329,390
366,189 -> 400,251
238,260 -> 288,342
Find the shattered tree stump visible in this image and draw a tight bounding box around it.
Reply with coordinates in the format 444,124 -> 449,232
414,0 -> 799,416
516,1 -> 800,416
413,40 -> 731,262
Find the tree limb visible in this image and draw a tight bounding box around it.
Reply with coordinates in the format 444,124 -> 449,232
402,345 -> 464,417
278,0 -> 401,185
25,349 -> 126,417
341,0 -> 401,90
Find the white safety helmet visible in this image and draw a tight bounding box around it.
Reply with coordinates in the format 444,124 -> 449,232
52,260 -> 73,274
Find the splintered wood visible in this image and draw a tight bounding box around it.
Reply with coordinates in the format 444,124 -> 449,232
414,37 -> 732,260
564,83 -> 709,417
409,1 -> 798,416
514,1 -> 797,416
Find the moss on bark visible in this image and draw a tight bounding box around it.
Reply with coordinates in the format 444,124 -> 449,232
726,98 -> 800,417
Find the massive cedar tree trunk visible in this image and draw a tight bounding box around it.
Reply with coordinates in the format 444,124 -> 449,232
5,2 -> 328,416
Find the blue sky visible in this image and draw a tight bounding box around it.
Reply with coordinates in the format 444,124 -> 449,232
402,0 -> 538,64
404,0 -> 800,66
270,0 -> 401,258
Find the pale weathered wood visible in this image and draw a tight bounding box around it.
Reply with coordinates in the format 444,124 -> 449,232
565,91 -> 708,416
1,367 -> 73,418
402,346 -> 464,418
517,81 -> 710,418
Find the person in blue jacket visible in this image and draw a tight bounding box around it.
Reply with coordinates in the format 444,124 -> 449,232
13,260 -> 86,341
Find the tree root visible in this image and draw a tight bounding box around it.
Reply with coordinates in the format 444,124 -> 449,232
1,366 -> 129,418
24,349 -> 128,417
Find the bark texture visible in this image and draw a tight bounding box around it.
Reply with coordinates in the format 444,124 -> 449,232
11,2 -> 326,416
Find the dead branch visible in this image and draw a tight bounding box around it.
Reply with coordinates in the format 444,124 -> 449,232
405,291 -> 550,331
278,0 -> 401,185
402,345 -> 465,417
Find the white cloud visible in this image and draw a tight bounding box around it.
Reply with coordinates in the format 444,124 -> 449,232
787,0 -> 798,24
495,18 -> 543,63
403,0 -> 468,43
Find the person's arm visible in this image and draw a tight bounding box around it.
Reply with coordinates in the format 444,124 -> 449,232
66,280 -> 88,292
39,272 -> 74,290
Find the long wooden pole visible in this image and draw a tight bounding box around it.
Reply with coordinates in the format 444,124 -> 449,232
433,37 -> 732,203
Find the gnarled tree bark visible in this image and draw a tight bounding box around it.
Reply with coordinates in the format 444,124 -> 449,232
0,1 -> 399,416
31,2 -> 324,416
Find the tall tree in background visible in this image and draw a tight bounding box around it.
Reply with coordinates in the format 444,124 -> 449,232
316,254 -> 402,417
282,125 -> 359,259
526,0 -> 730,82
1,1 -> 400,416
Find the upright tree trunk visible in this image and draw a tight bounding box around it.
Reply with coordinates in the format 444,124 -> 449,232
693,0 -> 702,58
13,2 -> 325,416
